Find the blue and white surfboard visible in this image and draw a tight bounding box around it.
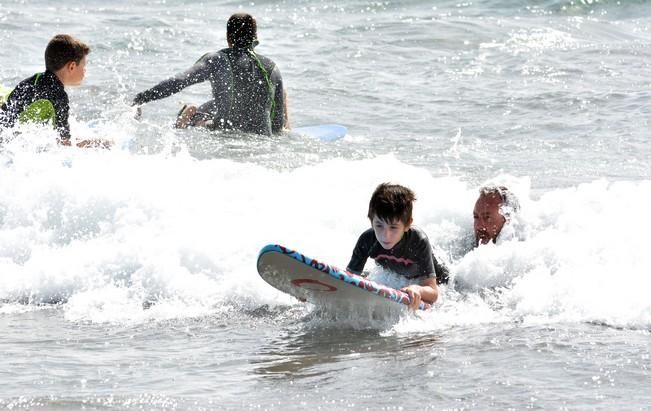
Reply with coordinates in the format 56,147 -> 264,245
256,244 -> 431,311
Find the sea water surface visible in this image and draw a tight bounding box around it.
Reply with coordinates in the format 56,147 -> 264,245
1,0 -> 650,409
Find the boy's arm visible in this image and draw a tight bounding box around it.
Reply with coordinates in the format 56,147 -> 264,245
133,54 -> 215,106
402,278 -> 438,310
346,229 -> 373,275
51,94 -> 111,148
400,230 -> 440,309
52,93 -> 72,145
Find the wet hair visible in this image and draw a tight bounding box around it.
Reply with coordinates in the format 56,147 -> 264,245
478,185 -> 520,222
227,13 -> 258,49
367,183 -> 415,225
45,34 -> 90,72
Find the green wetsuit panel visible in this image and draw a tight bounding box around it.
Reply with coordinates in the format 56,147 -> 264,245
18,99 -> 57,125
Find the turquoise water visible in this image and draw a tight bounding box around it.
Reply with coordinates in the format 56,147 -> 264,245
1,1 -> 650,409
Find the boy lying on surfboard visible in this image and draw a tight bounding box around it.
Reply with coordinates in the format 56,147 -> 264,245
0,34 -> 111,148
346,183 -> 449,310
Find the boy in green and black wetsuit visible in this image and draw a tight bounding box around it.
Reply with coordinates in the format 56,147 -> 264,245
0,34 -> 109,148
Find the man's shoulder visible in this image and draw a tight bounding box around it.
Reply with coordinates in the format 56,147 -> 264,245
252,52 -> 277,70
193,50 -> 230,68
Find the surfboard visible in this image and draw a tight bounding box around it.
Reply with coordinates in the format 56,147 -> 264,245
0,84 -> 12,105
256,244 -> 431,311
292,124 -> 347,142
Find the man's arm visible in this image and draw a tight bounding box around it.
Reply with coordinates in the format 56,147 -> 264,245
270,66 -> 286,133
133,54 -> 214,105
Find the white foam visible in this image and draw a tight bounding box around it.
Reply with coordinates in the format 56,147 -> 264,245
1,135 -> 649,329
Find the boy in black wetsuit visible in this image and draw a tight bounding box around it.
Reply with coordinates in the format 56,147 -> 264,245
0,34 -> 110,148
347,183 -> 449,310
132,13 -> 287,136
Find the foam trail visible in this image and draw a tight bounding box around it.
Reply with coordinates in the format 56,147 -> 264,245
1,135 -> 649,329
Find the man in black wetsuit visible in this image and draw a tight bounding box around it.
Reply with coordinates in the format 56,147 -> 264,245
132,13 -> 287,136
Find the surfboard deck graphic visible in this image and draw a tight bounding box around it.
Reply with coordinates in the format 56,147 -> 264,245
292,124 -> 347,142
256,244 -> 431,311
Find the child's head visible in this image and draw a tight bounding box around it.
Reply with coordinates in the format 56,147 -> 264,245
367,183 -> 416,225
45,34 -> 90,86
367,183 -> 415,249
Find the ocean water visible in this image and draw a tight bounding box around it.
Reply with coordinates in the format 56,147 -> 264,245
1,0 -> 650,409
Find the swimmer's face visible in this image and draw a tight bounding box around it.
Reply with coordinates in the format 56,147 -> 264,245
372,215 -> 410,250
61,56 -> 87,86
473,193 -> 506,246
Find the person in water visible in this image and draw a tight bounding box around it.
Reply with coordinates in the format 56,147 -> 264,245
346,183 -> 449,310
0,34 -> 110,148
473,185 -> 520,246
132,13 -> 287,136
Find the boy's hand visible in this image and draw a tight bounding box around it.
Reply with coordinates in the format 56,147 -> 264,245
401,285 -> 423,311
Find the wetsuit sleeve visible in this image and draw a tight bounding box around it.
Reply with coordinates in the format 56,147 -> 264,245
270,66 -> 285,133
346,229 -> 374,274
414,233 -> 437,280
53,93 -> 71,142
132,54 -> 214,105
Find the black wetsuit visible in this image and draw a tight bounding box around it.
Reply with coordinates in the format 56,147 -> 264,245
0,71 -> 71,142
347,227 -> 450,285
133,46 -> 285,136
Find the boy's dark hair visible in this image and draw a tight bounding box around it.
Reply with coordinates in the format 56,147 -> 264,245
45,34 -> 90,72
367,183 -> 416,225
227,13 -> 257,49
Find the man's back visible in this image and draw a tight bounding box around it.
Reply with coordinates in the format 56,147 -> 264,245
133,47 -> 285,136
210,48 -> 284,135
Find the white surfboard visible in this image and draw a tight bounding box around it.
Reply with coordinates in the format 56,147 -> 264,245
292,124 -> 347,142
0,84 -> 12,105
256,244 -> 431,311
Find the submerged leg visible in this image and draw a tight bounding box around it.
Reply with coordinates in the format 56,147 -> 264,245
174,101 -> 216,129
174,104 -> 198,129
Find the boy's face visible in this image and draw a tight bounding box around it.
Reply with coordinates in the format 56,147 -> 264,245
371,215 -> 410,250
65,56 -> 87,86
